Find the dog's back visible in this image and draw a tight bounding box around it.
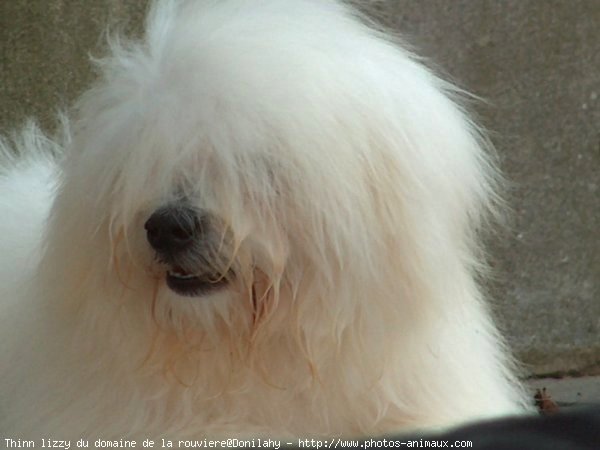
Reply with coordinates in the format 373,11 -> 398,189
0,124 -> 58,307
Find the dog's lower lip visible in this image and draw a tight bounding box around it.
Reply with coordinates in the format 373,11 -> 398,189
166,271 -> 228,297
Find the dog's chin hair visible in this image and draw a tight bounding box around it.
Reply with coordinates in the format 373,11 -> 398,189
0,0 -> 533,439
100,237 -> 287,356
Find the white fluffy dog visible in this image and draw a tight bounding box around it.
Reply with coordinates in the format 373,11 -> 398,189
0,0 -> 531,440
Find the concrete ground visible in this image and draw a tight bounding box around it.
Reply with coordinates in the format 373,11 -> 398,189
528,376 -> 600,410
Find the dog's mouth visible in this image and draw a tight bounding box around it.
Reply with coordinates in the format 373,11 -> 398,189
166,265 -> 229,297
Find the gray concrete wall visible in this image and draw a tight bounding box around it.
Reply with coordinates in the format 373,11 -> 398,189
1,0 -> 598,376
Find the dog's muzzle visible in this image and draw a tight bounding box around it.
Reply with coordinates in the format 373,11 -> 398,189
145,205 -> 199,254
144,205 -> 230,297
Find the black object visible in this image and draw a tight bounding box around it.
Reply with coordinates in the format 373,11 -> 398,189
281,407 -> 600,450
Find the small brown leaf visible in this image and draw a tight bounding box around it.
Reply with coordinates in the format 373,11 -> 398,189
534,387 -> 559,415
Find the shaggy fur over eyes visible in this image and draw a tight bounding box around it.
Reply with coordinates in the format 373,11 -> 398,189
0,0 -> 532,440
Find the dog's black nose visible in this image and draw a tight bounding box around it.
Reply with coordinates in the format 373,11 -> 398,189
144,205 -> 199,253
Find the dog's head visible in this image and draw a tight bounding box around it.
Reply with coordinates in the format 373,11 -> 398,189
43,0 -> 498,356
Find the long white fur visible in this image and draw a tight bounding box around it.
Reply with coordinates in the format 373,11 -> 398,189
0,0 -> 531,440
